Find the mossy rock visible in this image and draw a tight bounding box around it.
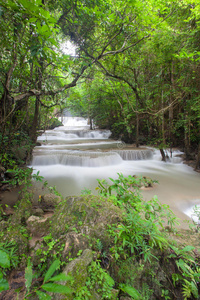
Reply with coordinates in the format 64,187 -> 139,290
9,192 -> 33,225
51,195 -> 122,234
61,231 -> 89,259
40,193 -> 62,210
52,249 -> 118,300
52,249 -> 93,300
50,195 -> 123,250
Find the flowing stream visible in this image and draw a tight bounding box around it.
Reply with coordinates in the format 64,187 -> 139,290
31,116 -> 200,228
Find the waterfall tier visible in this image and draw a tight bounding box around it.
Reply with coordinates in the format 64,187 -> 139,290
114,149 -> 153,160
32,151 -> 123,167
37,130 -> 111,141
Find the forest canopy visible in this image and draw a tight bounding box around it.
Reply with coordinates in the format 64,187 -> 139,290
0,0 -> 200,168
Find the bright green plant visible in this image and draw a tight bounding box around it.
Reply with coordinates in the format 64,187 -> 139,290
86,260 -> 114,299
97,174 -> 177,261
24,258 -> 72,299
161,289 -> 171,300
0,249 -> 10,292
0,240 -> 20,292
119,284 -> 142,299
108,206 -> 169,262
169,245 -> 200,299
97,173 -> 158,208
81,188 -> 92,195
0,240 -> 19,269
35,233 -> 66,276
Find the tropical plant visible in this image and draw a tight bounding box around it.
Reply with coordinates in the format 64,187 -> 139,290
24,258 -> 72,299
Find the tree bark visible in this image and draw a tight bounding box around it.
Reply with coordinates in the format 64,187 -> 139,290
160,149 -> 167,162
29,96 -> 40,144
195,143 -> 200,170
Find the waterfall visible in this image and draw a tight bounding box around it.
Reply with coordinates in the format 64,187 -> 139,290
31,116 -> 200,226
114,149 -> 153,160
32,151 -> 123,167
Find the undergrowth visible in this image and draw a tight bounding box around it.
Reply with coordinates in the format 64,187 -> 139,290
0,172 -> 200,299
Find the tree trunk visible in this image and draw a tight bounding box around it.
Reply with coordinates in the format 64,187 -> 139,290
195,143 -> 200,170
30,96 -> 40,143
184,111 -> 190,159
169,61 -> 174,147
136,112 -> 139,147
161,90 -> 165,145
160,149 -> 167,162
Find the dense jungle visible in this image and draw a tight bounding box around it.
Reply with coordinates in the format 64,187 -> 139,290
0,0 -> 200,299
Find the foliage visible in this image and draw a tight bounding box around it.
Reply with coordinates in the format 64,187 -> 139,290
97,173 -> 158,205
40,116 -> 63,130
0,250 -> 10,292
1,0 -> 200,167
96,173 -> 200,299
0,240 -> 20,292
0,171 -> 200,299
74,260 -> 115,300
169,245 -> 200,299
191,205 -> 200,230
97,174 -> 175,262
24,258 -> 72,299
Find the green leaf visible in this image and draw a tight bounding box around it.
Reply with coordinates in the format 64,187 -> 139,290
104,273 -> 115,287
191,280 -> 198,298
25,259 -> 33,293
49,273 -> 72,282
0,250 -> 10,268
182,245 -> 195,252
44,260 -> 60,283
0,271 -> 9,292
29,17 -> 38,22
36,290 -> 52,300
41,283 -> 72,294
120,284 -> 141,299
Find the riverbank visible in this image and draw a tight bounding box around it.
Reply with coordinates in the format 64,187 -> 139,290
1,174 -> 200,299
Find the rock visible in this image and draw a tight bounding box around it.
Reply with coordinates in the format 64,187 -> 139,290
0,165 -> 6,173
50,195 -> 123,249
0,165 -> 5,182
52,249 -> 93,300
4,205 -> 14,216
36,142 -> 41,146
62,232 -> 89,259
40,193 -> 62,210
26,215 -> 50,237
33,207 -> 44,217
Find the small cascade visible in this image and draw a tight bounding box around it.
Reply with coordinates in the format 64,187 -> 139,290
32,151 -> 123,167
114,149 -> 153,160
153,149 -> 183,164
38,130 -> 111,141
60,116 -> 89,128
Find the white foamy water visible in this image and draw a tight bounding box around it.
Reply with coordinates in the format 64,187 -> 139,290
31,117 -> 200,227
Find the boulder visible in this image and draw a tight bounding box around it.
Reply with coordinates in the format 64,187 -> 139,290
52,249 -> 93,300
40,193 -> 62,210
26,215 -> 50,237
50,195 -> 123,250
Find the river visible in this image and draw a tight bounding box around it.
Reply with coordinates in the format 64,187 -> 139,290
31,116 -> 200,228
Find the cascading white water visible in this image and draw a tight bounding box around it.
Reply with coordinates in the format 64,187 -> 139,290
32,151 -> 123,167
114,149 -> 153,160
31,116 -> 200,228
